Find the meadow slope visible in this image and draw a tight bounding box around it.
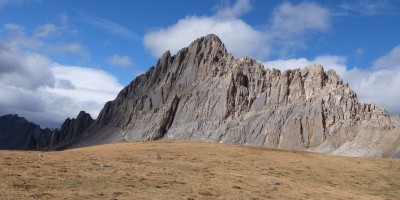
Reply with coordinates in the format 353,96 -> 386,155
0,141 -> 399,199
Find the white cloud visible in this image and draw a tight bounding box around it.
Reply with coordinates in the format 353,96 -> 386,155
373,45 -> 400,69
268,2 -> 331,56
143,0 -> 266,58
107,54 -> 132,67
348,68 -> 400,115
270,2 -> 330,37
214,0 -> 251,19
144,16 -> 266,58
41,64 -> 123,125
143,1 -> 331,59
0,42 -> 123,128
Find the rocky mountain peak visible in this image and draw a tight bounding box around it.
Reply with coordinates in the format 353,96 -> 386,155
1,34 -> 399,158
89,35 -> 399,158
188,34 -> 227,55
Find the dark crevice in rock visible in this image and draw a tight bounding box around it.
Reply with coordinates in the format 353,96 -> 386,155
154,95 -> 180,140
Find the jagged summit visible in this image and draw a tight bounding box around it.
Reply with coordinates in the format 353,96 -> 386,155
1,34 -> 399,158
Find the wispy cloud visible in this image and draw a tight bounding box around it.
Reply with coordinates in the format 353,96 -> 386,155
4,23 -> 25,32
76,10 -> 137,41
2,15 -> 88,59
214,0 -> 252,19
0,0 -> 40,9
107,54 -> 132,67
34,23 -> 58,38
341,0 -> 393,16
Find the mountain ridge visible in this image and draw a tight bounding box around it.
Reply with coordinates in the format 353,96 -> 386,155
1,34 -> 399,158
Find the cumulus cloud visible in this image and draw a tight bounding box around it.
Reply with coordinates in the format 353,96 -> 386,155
144,16 -> 266,59
263,47 -> 400,115
373,45 -> 400,69
107,54 -> 132,67
0,42 -> 123,128
143,1 -> 330,60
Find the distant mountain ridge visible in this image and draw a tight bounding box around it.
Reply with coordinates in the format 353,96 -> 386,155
1,34 -> 399,158
0,111 -> 93,150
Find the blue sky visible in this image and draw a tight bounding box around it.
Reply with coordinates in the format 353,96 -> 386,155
1,0 -> 400,128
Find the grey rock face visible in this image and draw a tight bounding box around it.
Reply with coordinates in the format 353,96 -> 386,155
0,114 -> 50,150
31,111 -> 94,150
0,111 -> 93,150
83,34 -> 400,158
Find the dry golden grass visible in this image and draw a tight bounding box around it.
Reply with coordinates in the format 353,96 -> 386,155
0,141 -> 399,200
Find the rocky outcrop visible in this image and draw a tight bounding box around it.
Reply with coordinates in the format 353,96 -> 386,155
29,111 -> 94,150
0,114 -> 51,150
81,34 -> 400,158
0,111 -> 93,150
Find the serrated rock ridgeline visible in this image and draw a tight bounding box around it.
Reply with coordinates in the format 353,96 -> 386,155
24,111 -> 93,150
81,34 -> 399,157
1,34 -> 399,157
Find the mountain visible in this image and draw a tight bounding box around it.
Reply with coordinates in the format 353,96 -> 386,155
0,114 -> 51,150
0,111 -> 93,150
1,34 -> 399,158
29,111 -> 94,150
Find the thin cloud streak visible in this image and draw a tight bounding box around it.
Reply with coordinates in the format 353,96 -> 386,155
76,10 -> 137,41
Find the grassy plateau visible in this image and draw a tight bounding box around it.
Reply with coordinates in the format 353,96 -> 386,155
0,141 -> 399,199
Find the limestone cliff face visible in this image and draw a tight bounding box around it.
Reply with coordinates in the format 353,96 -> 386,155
88,34 -> 399,158
1,34 -> 399,157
